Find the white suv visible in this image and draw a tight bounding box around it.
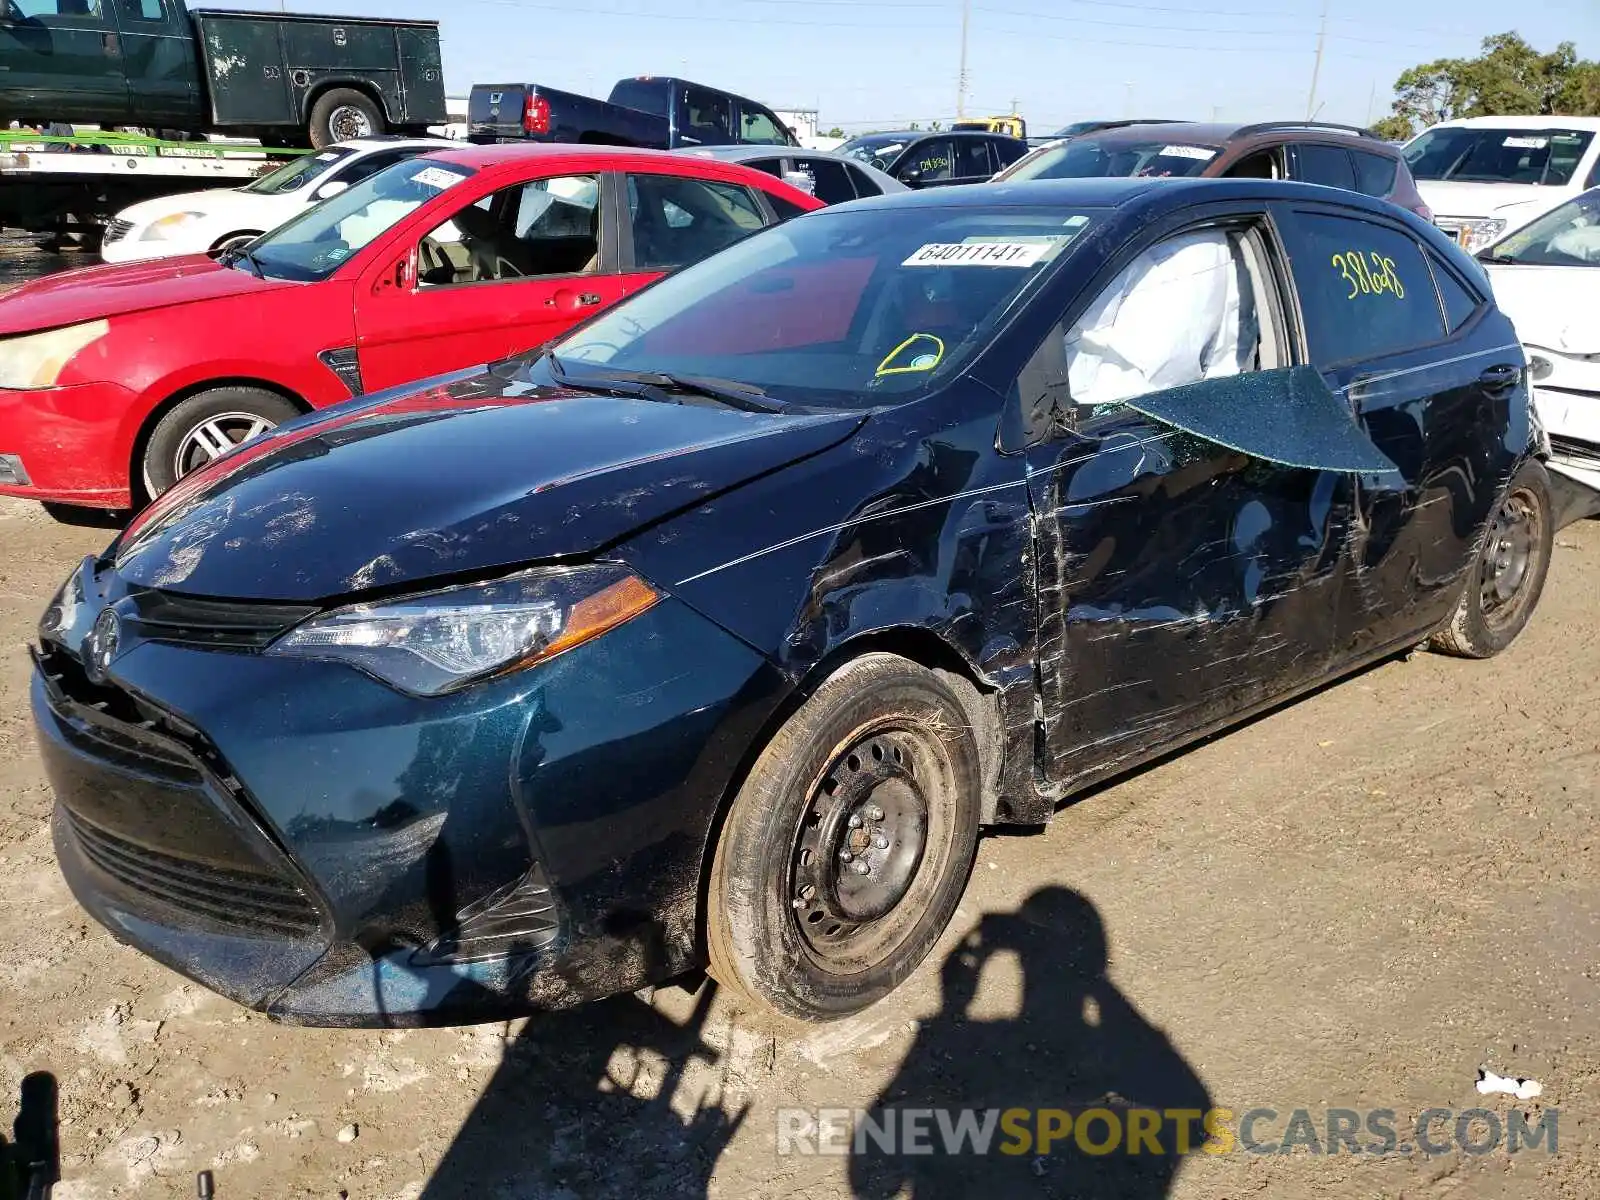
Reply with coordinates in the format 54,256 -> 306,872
1402,115 -> 1600,252
101,137 -> 448,264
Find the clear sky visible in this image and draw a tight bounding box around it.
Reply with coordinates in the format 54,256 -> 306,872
223,0 -> 1599,133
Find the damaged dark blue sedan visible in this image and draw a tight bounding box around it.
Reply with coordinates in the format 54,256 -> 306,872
35,178 -> 1554,1025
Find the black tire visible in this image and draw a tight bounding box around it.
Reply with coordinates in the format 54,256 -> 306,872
706,652 -> 982,1022
308,89 -> 384,149
1431,458 -> 1554,659
140,388 -> 301,501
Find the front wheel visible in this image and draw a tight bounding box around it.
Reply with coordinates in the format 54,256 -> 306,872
706,653 -> 982,1022
140,388 -> 300,501
1431,458 -> 1554,658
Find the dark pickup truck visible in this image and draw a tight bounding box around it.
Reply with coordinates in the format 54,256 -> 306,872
0,4 -> 445,147
467,76 -> 797,150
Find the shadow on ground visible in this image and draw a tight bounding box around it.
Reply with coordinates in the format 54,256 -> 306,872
422,886 -> 1209,1199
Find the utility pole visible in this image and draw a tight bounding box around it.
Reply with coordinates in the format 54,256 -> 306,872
1306,0 -> 1327,120
1123,80 -> 1133,119
956,0 -> 971,119
1365,78 -> 1377,126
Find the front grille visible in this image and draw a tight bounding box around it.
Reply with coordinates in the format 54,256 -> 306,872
1551,434 -> 1600,470
65,810 -> 320,937
102,218 -> 133,245
122,589 -> 315,651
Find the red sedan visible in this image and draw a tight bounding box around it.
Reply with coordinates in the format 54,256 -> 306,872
0,145 -> 821,514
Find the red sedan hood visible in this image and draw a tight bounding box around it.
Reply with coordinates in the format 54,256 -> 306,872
0,255 -> 296,336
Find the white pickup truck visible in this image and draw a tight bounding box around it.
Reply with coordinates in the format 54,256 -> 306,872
1403,115 -> 1600,252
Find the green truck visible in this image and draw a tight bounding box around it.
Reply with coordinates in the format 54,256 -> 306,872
0,3 -> 446,147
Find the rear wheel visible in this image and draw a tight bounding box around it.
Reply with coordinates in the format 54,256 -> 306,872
1431,458 -> 1554,658
140,388 -> 300,500
706,653 -> 981,1022
308,89 -> 384,149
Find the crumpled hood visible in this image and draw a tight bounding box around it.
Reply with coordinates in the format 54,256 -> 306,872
0,255 -> 294,337
112,368 -> 866,602
1483,264 -> 1600,353
1417,180 -> 1564,226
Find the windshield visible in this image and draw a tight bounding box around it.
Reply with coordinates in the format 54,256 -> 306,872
1403,127 -> 1594,185
1485,189 -> 1600,266
1001,137 -> 1218,181
241,147 -> 354,195
243,158 -> 476,282
840,136 -> 910,172
548,206 -> 1099,408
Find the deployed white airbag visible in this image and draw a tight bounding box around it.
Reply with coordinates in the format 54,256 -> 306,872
1065,229 -> 1253,408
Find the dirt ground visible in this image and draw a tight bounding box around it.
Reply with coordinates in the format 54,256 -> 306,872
2,493 -> 1598,1200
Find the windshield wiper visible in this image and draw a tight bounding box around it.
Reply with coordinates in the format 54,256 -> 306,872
543,351 -> 786,413
221,245 -> 266,279
1477,253 -> 1518,265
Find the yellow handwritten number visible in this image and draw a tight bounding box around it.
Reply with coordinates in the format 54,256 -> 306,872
1331,253 -> 1360,299
1331,251 -> 1404,300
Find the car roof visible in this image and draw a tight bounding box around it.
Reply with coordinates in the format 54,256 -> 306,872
336,136 -> 455,152
412,141 -> 824,195
1079,120 -> 1396,153
832,175 -> 1429,225
1425,115 -> 1600,132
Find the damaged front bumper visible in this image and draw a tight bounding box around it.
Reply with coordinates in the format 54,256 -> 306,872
34,569 -> 788,1026
1533,386 -> 1600,524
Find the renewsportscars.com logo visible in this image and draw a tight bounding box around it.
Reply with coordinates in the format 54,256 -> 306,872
777,1105 -> 1558,1158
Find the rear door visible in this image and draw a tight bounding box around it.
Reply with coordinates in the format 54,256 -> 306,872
1273,202 -> 1527,658
356,168 -> 625,391
1016,205 -> 1385,787
0,0 -> 129,122
617,170 -> 770,293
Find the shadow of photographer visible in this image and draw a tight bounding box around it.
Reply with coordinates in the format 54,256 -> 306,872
848,885 -> 1211,1199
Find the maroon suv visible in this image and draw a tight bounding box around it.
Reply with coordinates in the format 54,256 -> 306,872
998,120 -> 1432,219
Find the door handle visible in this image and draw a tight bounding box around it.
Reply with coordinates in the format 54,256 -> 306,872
1479,363 -> 1521,391
576,292 -> 602,307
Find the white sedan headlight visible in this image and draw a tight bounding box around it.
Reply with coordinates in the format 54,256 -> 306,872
139,212 -> 205,242
266,564 -> 660,696
1460,218 -> 1507,252
0,320 -> 108,390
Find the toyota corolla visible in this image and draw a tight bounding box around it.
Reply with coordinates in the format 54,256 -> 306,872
36,178 -> 1553,1025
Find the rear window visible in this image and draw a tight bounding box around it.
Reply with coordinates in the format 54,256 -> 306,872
1350,149 -> 1399,197
1001,137 -> 1219,181
608,79 -> 669,117
1281,211 -> 1444,364
1403,127 -> 1595,186
1295,144 -> 1355,190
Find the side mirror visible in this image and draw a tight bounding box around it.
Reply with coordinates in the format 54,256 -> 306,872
371,251 -> 415,295
314,180 -> 349,201
900,166 -> 924,187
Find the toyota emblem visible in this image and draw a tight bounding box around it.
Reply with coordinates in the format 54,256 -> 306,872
85,607 -> 121,682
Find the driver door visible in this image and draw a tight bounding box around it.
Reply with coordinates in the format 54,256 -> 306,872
1015,208 -> 1397,790
355,170 -> 627,393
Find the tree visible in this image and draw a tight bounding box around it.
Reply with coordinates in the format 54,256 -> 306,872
1377,32 -> 1600,141
825,126 -> 845,139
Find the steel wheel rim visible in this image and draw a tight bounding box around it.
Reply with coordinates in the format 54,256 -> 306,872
161,412 -> 276,491
329,104 -> 373,141
788,724 -> 944,970
1479,485 -> 1541,632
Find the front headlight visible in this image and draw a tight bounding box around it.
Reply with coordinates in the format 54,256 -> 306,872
140,211 -> 204,242
0,320 -> 108,390
1462,218 -> 1507,252
265,564 -> 660,696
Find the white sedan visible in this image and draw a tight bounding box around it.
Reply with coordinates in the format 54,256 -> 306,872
1480,186 -> 1600,514
101,137 -> 448,264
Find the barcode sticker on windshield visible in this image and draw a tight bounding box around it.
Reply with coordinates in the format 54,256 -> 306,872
1503,136 -> 1549,149
1161,145 -> 1217,160
903,240 -> 1054,268
411,166 -> 466,189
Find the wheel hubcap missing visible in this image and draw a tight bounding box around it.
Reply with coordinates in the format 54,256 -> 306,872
1479,487 -> 1540,628
791,731 -> 930,952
